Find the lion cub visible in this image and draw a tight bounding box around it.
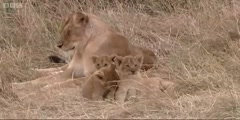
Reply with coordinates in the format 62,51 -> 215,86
114,55 -> 163,103
113,55 -> 143,103
82,56 -> 119,100
92,55 -> 116,70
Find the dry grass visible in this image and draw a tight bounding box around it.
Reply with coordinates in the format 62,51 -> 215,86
1,0 -> 240,119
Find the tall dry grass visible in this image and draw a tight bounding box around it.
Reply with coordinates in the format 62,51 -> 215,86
0,0 -> 240,119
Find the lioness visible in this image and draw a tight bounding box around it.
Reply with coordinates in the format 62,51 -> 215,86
25,11 -> 157,87
56,11 -> 157,77
82,64 -> 119,100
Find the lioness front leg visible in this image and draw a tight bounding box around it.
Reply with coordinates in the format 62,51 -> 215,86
31,59 -> 86,86
41,77 -> 87,92
33,68 -> 77,85
33,64 -> 69,76
13,68 -> 76,92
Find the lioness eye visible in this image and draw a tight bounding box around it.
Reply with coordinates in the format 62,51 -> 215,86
97,64 -> 100,66
126,65 -> 129,67
135,64 -> 138,67
104,64 -> 108,66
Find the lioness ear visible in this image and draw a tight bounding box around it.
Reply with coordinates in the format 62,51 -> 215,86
136,55 -> 143,63
60,14 -> 72,33
73,12 -> 89,26
92,56 -> 98,63
113,56 -> 123,67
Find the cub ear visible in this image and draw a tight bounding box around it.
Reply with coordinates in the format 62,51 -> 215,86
135,55 -> 143,63
92,56 -> 98,63
73,12 -> 89,26
113,56 -> 123,67
109,54 -> 117,62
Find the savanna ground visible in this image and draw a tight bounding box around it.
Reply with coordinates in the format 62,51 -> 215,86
1,0 -> 240,119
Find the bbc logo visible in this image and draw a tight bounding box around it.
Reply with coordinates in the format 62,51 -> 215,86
2,2 -> 23,9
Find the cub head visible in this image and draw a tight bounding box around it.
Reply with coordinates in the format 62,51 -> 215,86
93,63 -> 118,85
57,12 -> 89,51
114,55 -> 143,75
92,55 -> 116,70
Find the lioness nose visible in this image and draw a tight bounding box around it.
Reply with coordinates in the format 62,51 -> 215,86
57,43 -> 63,48
131,70 -> 135,74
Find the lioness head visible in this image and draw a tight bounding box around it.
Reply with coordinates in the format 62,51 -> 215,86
58,12 -> 89,51
114,55 -> 143,75
92,55 -> 116,70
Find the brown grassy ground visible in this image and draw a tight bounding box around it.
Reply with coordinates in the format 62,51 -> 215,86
1,0 -> 240,119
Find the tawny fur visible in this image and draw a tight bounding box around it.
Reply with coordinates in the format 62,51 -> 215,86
81,64 -> 119,100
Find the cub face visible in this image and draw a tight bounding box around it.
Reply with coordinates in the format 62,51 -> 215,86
114,55 -> 143,75
57,12 -> 89,51
92,55 -> 116,70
